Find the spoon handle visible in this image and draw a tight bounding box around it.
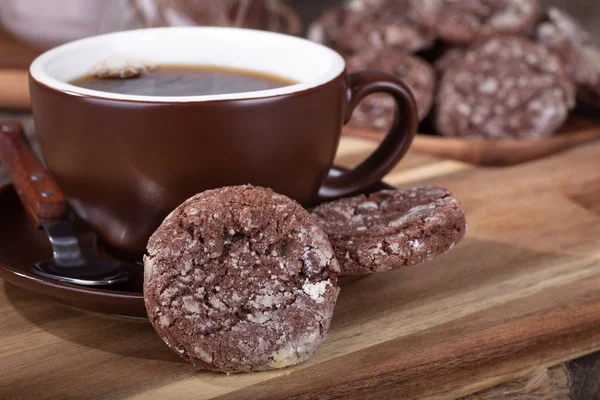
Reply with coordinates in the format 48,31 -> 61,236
0,122 -> 67,227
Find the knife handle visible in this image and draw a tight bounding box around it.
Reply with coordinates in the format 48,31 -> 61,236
0,122 -> 67,227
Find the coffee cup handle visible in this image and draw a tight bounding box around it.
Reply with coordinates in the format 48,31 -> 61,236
316,71 -> 418,203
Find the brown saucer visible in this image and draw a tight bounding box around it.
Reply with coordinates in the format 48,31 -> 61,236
0,168 -> 390,318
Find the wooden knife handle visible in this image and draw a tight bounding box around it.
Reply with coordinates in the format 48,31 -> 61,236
0,122 -> 67,226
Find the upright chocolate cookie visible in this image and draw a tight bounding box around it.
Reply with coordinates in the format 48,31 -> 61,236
412,0 -> 541,44
312,187 -> 466,275
435,36 -> 575,139
434,47 -> 466,74
346,48 -> 436,130
536,8 -> 600,104
144,185 -> 340,373
308,0 -> 436,55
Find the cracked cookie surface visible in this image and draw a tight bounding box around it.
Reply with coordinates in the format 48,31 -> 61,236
308,0 -> 435,55
536,7 -> 600,105
412,0 -> 541,44
144,185 -> 340,373
312,187 -> 466,275
435,36 -> 575,139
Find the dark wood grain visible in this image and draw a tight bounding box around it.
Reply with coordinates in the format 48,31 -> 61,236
219,278 -> 600,400
0,122 -> 66,224
563,178 -> 600,216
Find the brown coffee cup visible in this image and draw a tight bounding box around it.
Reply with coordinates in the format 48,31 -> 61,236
29,27 -> 417,255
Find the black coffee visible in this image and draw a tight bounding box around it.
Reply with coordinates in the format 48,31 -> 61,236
69,65 -> 296,96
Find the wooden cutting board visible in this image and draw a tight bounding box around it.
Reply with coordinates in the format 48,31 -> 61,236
2,139 -> 600,400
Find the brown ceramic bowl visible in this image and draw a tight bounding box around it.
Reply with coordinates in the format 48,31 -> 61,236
29,27 -> 417,256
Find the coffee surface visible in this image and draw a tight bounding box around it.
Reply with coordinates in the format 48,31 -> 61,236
70,65 -> 296,96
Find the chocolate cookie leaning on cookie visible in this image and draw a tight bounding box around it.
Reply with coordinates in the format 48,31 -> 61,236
307,0 -> 436,55
311,187 -> 466,275
144,185 -> 340,373
434,36 -> 575,139
536,7 -> 600,106
412,0 -> 541,45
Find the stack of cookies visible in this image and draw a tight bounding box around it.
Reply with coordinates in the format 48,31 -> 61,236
308,0 -> 600,140
144,185 -> 466,373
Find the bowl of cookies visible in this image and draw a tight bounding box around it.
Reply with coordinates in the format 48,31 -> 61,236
309,0 -> 600,165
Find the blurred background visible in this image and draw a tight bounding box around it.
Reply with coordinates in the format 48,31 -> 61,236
1,0 -> 598,108
1,0 -> 599,65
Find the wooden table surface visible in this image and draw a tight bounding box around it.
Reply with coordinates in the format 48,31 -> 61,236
1,133 -> 600,399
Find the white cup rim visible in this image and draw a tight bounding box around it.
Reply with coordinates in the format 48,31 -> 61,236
30,26 -> 346,103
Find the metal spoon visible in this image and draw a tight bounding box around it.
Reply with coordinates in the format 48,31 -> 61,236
0,122 -> 134,286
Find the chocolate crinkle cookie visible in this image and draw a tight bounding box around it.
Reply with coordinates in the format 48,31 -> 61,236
412,0 -> 541,44
144,185 -> 340,373
307,0 -> 435,55
536,8 -> 600,105
435,36 -> 575,139
312,187 -> 466,275
346,48 -> 436,130
434,47 -> 466,74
